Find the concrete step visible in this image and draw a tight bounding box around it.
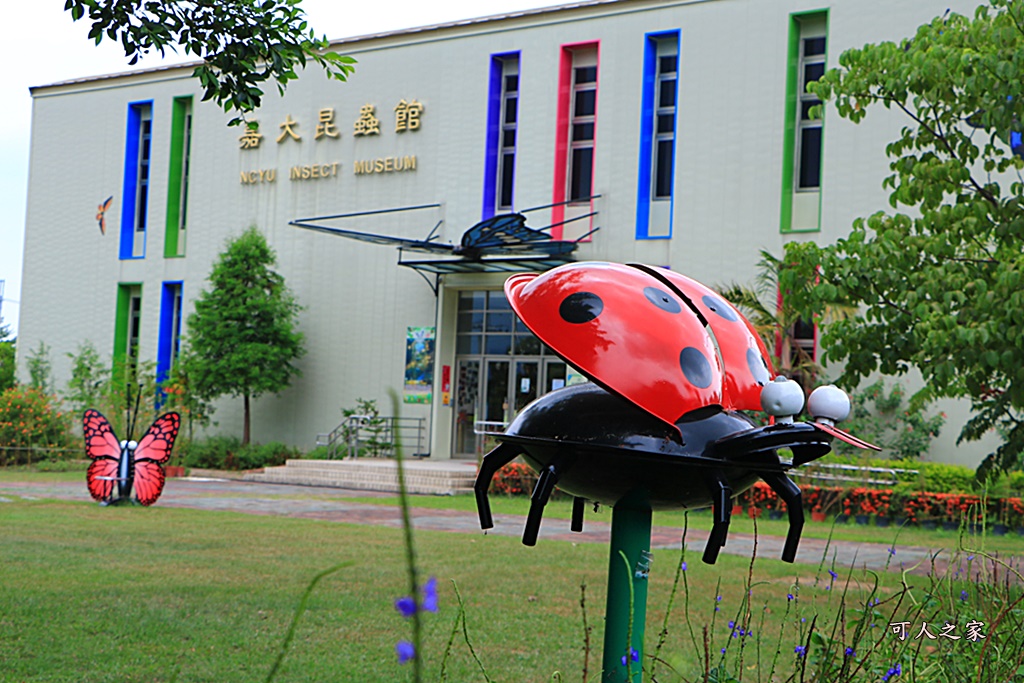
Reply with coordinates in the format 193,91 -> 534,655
243,458 -> 479,495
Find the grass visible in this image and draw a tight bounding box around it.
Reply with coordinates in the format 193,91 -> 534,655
5,470 -> 1019,681
325,492 -> 1024,557
1,493 -> 918,683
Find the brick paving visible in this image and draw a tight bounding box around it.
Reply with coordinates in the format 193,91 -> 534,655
0,476 -> 972,575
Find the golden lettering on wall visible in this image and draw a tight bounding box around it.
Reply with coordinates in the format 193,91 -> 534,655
394,100 -> 424,132
315,108 -> 340,140
239,169 -> 277,184
353,104 -> 381,136
289,163 -> 340,180
239,123 -> 263,149
352,156 -> 417,175
277,115 -> 302,143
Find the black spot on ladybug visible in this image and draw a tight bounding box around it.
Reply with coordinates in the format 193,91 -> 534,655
643,287 -> 682,313
559,291 -> 603,324
747,348 -> 770,387
679,347 -> 713,388
701,295 -> 739,322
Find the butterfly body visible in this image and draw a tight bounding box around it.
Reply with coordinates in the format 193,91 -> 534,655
84,409 -> 180,506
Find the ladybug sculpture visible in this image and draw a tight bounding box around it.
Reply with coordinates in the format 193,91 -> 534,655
475,262 -> 878,564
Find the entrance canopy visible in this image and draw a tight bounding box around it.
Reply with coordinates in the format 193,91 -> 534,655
290,202 -> 599,282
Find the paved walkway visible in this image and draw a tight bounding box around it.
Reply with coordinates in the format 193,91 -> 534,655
0,475 -> 973,575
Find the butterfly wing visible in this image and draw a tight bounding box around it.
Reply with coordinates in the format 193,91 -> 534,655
96,196 -> 112,235
133,460 -> 166,506
83,409 -> 121,502
132,412 -> 180,506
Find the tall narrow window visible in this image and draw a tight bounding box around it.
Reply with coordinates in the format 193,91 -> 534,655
569,61 -> 597,202
636,31 -> 680,239
482,52 -> 521,219
165,96 -> 193,257
135,112 -> 152,249
157,282 -> 184,391
551,41 -> 599,241
114,284 -> 143,373
653,46 -> 678,199
796,36 -> 825,190
120,101 -> 153,259
780,11 -> 827,233
498,61 -> 519,211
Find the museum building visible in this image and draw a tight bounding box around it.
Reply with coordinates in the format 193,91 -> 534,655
19,0 -> 980,462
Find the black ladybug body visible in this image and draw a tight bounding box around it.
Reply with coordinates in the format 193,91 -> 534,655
475,382 -> 833,564
501,383 -> 764,509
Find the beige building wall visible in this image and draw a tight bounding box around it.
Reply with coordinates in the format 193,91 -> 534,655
20,0 -> 988,465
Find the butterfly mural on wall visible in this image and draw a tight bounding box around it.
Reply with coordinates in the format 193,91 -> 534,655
96,196 -> 113,235
84,409 -> 180,506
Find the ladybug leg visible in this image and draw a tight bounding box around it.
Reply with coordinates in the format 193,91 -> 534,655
761,472 -> 803,563
571,496 -> 586,533
702,471 -> 733,565
474,442 -> 521,530
523,464 -> 560,546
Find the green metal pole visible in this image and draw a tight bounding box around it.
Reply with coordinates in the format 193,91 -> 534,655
602,496 -> 653,683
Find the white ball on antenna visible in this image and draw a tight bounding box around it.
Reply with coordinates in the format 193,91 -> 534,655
760,376 -> 805,423
807,385 -> 851,425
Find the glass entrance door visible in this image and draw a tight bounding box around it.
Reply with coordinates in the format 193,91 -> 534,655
543,359 -> 567,393
453,359 -> 480,456
451,289 -> 570,457
514,360 -> 539,412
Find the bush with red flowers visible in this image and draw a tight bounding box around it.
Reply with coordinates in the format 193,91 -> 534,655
488,461 -> 538,496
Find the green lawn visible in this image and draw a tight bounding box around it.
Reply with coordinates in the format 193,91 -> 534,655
1,495 -> 927,683
329,492 -> 1024,557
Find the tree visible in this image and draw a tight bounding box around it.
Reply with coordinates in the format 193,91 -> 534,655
717,250 -> 826,392
186,227 -> 305,445
65,0 -> 356,125
0,325 -> 15,393
780,0 -> 1024,478
26,342 -> 54,395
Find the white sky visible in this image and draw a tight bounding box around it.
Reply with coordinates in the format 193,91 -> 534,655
0,1 -> 564,336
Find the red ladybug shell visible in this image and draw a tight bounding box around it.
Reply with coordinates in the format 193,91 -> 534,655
633,265 -> 774,411
505,262 -> 724,431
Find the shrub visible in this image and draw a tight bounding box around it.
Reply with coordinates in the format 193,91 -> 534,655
235,441 -> 299,469
181,435 -> 241,469
836,379 -> 945,460
489,461 -> 538,496
916,461 -> 977,493
181,436 -> 297,470
0,386 -> 73,465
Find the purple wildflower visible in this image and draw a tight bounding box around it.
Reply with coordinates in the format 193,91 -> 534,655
888,547 -> 896,556
881,663 -> 902,681
395,577 -> 439,618
621,648 -> 639,666
422,577 -> 439,612
787,593 -> 795,601
828,569 -> 838,580
845,647 -> 855,658
394,596 -> 416,618
396,641 -> 415,664
794,645 -> 806,658
681,561 -> 688,571
960,590 -> 968,602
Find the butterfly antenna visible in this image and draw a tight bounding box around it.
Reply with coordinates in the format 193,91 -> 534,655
125,382 -> 133,440
131,384 -> 143,441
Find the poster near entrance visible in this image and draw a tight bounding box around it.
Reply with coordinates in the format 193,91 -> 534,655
404,327 -> 435,403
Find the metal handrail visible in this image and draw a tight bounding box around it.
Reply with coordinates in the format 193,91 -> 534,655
316,414 -> 428,459
789,462 -> 920,487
